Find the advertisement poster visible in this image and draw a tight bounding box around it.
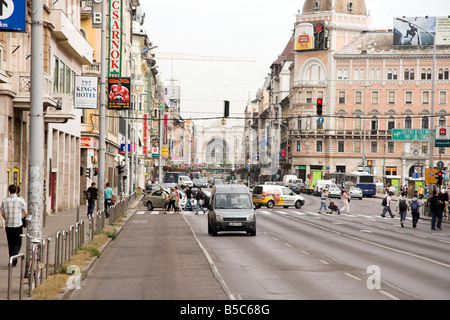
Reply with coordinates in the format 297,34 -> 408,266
295,23 -> 314,51
108,77 -> 130,110
108,0 -> 122,77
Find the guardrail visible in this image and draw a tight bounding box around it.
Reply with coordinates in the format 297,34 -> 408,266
7,193 -> 136,300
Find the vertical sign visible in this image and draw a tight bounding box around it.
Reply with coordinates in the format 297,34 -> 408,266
0,0 -> 26,32
92,0 -> 103,29
109,0 -> 122,77
294,23 -> 314,51
143,113 -> 148,154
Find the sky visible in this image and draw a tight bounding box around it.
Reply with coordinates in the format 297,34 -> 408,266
140,0 -> 450,126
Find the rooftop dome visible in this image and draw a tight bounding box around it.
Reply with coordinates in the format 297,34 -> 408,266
302,0 -> 367,16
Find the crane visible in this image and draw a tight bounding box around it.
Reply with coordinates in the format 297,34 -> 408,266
153,52 -> 256,63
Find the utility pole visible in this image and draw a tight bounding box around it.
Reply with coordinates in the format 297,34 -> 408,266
28,0 -> 44,242
97,0 -> 107,213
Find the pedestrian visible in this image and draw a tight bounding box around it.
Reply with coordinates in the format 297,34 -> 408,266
174,186 -> 183,213
1,185 -> 27,267
396,191 -> 409,227
318,188 -> 328,214
161,188 -> 168,213
428,189 -> 443,230
166,188 -> 176,213
409,191 -> 422,228
104,182 -> 113,218
86,182 -> 97,218
195,187 -> 206,215
381,191 -> 395,218
417,186 -> 424,200
341,189 -> 350,215
441,189 -> 449,219
183,185 -> 194,211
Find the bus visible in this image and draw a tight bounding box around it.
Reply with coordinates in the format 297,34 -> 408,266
343,172 -> 377,197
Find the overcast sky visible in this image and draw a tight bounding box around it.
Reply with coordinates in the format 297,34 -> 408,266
140,0 -> 450,125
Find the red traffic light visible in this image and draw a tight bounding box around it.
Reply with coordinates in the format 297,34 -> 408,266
317,98 -> 323,105
437,171 -> 443,177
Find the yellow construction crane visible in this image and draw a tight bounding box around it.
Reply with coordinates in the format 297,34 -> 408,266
154,52 -> 256,63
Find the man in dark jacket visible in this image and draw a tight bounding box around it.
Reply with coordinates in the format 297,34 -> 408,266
429,189 -> 443,230
195,188 -> 206,215
86,182 -> 98,218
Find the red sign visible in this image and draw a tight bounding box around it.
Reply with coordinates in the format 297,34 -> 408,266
143,114 -> 148,154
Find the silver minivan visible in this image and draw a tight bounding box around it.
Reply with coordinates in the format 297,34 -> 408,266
207,184 -> 256,236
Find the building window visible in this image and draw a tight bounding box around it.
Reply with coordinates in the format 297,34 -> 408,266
354,115 -> 362,130
388,116 -> 395,130
355,90 -> 362,104
405,91 -> 413,105
316,140 -> 323,152
438,68 -> 449,80
439,91 -> 447,104
404,68 -> 415,80
296,140 -> 301,152
439,116 -> 446,127
338,116 -> 345,130
386,167 -> 397,175
371,91 -> 379,104
422,116 -> 429,129
387,68 -> 398,80
388,91 -> 396,104
306,91 -> 313,103
421,68 -> 432,80
405,116 -> 412,129
422,91 -> 430,104
371,141 -> 377,153
338,141 -> 345,152
338,91 -> 346,104
354,141 -> 361,153
388,142 -> 395,153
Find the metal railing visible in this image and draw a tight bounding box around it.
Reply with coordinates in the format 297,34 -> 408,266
7,192 -> 137,299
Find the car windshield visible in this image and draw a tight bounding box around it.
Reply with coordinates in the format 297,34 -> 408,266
215,193 -> 252,209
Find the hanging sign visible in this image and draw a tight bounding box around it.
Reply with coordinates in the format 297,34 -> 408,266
108,0 -> 122,77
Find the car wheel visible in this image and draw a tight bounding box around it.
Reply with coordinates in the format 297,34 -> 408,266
295,200 -> 303,209
146,201 -> 154,211
248,230 -> 256,236
267,201 -> 274,209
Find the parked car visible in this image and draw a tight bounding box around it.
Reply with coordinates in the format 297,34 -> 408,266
142,188 -> 197,211
143,184 -> 161,195
348,187 -> 363,200
207,184 -> 256,236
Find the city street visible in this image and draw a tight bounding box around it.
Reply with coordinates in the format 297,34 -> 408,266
69,192 -> 450,300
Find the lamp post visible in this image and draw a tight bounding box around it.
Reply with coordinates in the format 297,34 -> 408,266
395,17 -> 436,169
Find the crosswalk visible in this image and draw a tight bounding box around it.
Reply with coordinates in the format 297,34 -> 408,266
255,209 -> 412,221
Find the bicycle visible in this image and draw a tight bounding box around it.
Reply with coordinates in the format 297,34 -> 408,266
22,233 -> 46,294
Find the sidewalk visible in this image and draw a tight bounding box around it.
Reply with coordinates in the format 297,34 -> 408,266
0,195 -> 143,300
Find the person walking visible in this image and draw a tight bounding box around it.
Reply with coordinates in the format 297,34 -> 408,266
409,191 -> 422,228
1,185 -> 27,267
86,182 -> 98,218
396,191 -> 409,227
195,187 -> 206,215
183,185 -> 194,211
104,182 -> 113,218
161,188 -> 168,213
174,186 -> 183,213
417,186 -> 424,200
381,191 -> 395,218
429,189 -> 443,230
166,188 -> 176,213
340,189 -> 350,215
318,188 -> 328,214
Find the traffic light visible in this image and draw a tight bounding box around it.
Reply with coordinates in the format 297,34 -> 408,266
317,98 -> 323,116
288,144 -> 291,152
224,100 -> 230,118
436,171 -> 443,186
93,167 -> 98,176
87,168 -> 91,179
118,165 -> 124,175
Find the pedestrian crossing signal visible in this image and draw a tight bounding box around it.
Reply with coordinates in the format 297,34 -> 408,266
437,171 -> 443,186
317,98 -> 323,116
94,168 -> 98,176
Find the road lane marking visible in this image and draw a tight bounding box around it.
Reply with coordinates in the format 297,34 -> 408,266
283,215 -> 450,269
380,290 -> 400,300
319,260 -> 329,265
344,273 -> 361,281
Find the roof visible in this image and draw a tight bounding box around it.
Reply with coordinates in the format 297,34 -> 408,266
271,36 -> 295,67
336,31 -> 450,57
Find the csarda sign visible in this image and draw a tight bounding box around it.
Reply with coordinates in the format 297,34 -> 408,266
108,0 -> 122,77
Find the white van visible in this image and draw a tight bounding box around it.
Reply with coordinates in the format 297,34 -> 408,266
314,180 -> 332,196
282,175 -> 298,184
178,175 -> 193,188
252,185 -> 305,209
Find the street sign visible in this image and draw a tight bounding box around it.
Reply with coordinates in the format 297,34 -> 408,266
425,168 -> 437,184
0,0 -> 26,32
318,117 -> 324,124
392,129 -> 430,141
435,126 -> 450,147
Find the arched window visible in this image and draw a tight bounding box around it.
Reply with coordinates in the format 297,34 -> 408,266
422,116 -> 429,129
405,116 -> 412,129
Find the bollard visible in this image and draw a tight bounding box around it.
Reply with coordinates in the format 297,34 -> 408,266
7,253 -> 25,300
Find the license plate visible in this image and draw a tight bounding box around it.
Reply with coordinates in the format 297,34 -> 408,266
228,222 -> 242,227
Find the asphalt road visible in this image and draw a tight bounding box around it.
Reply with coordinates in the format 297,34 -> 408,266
69,192 -> 450,300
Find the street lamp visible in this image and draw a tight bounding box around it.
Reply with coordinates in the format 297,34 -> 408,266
395,17 -> 436,169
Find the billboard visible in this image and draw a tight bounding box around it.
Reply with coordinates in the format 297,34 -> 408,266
394,16 -> 450,46
108,0 -> 122,77
108,77 -> 130,110
294,21 -> 327,51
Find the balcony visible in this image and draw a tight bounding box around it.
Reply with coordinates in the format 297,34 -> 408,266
44,94 -> 76,123
82,62 -> 101,77
50,9 -> 94,65
12,72 -> 57,110
293,79 -> 327,88
288,129 -> 391,138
